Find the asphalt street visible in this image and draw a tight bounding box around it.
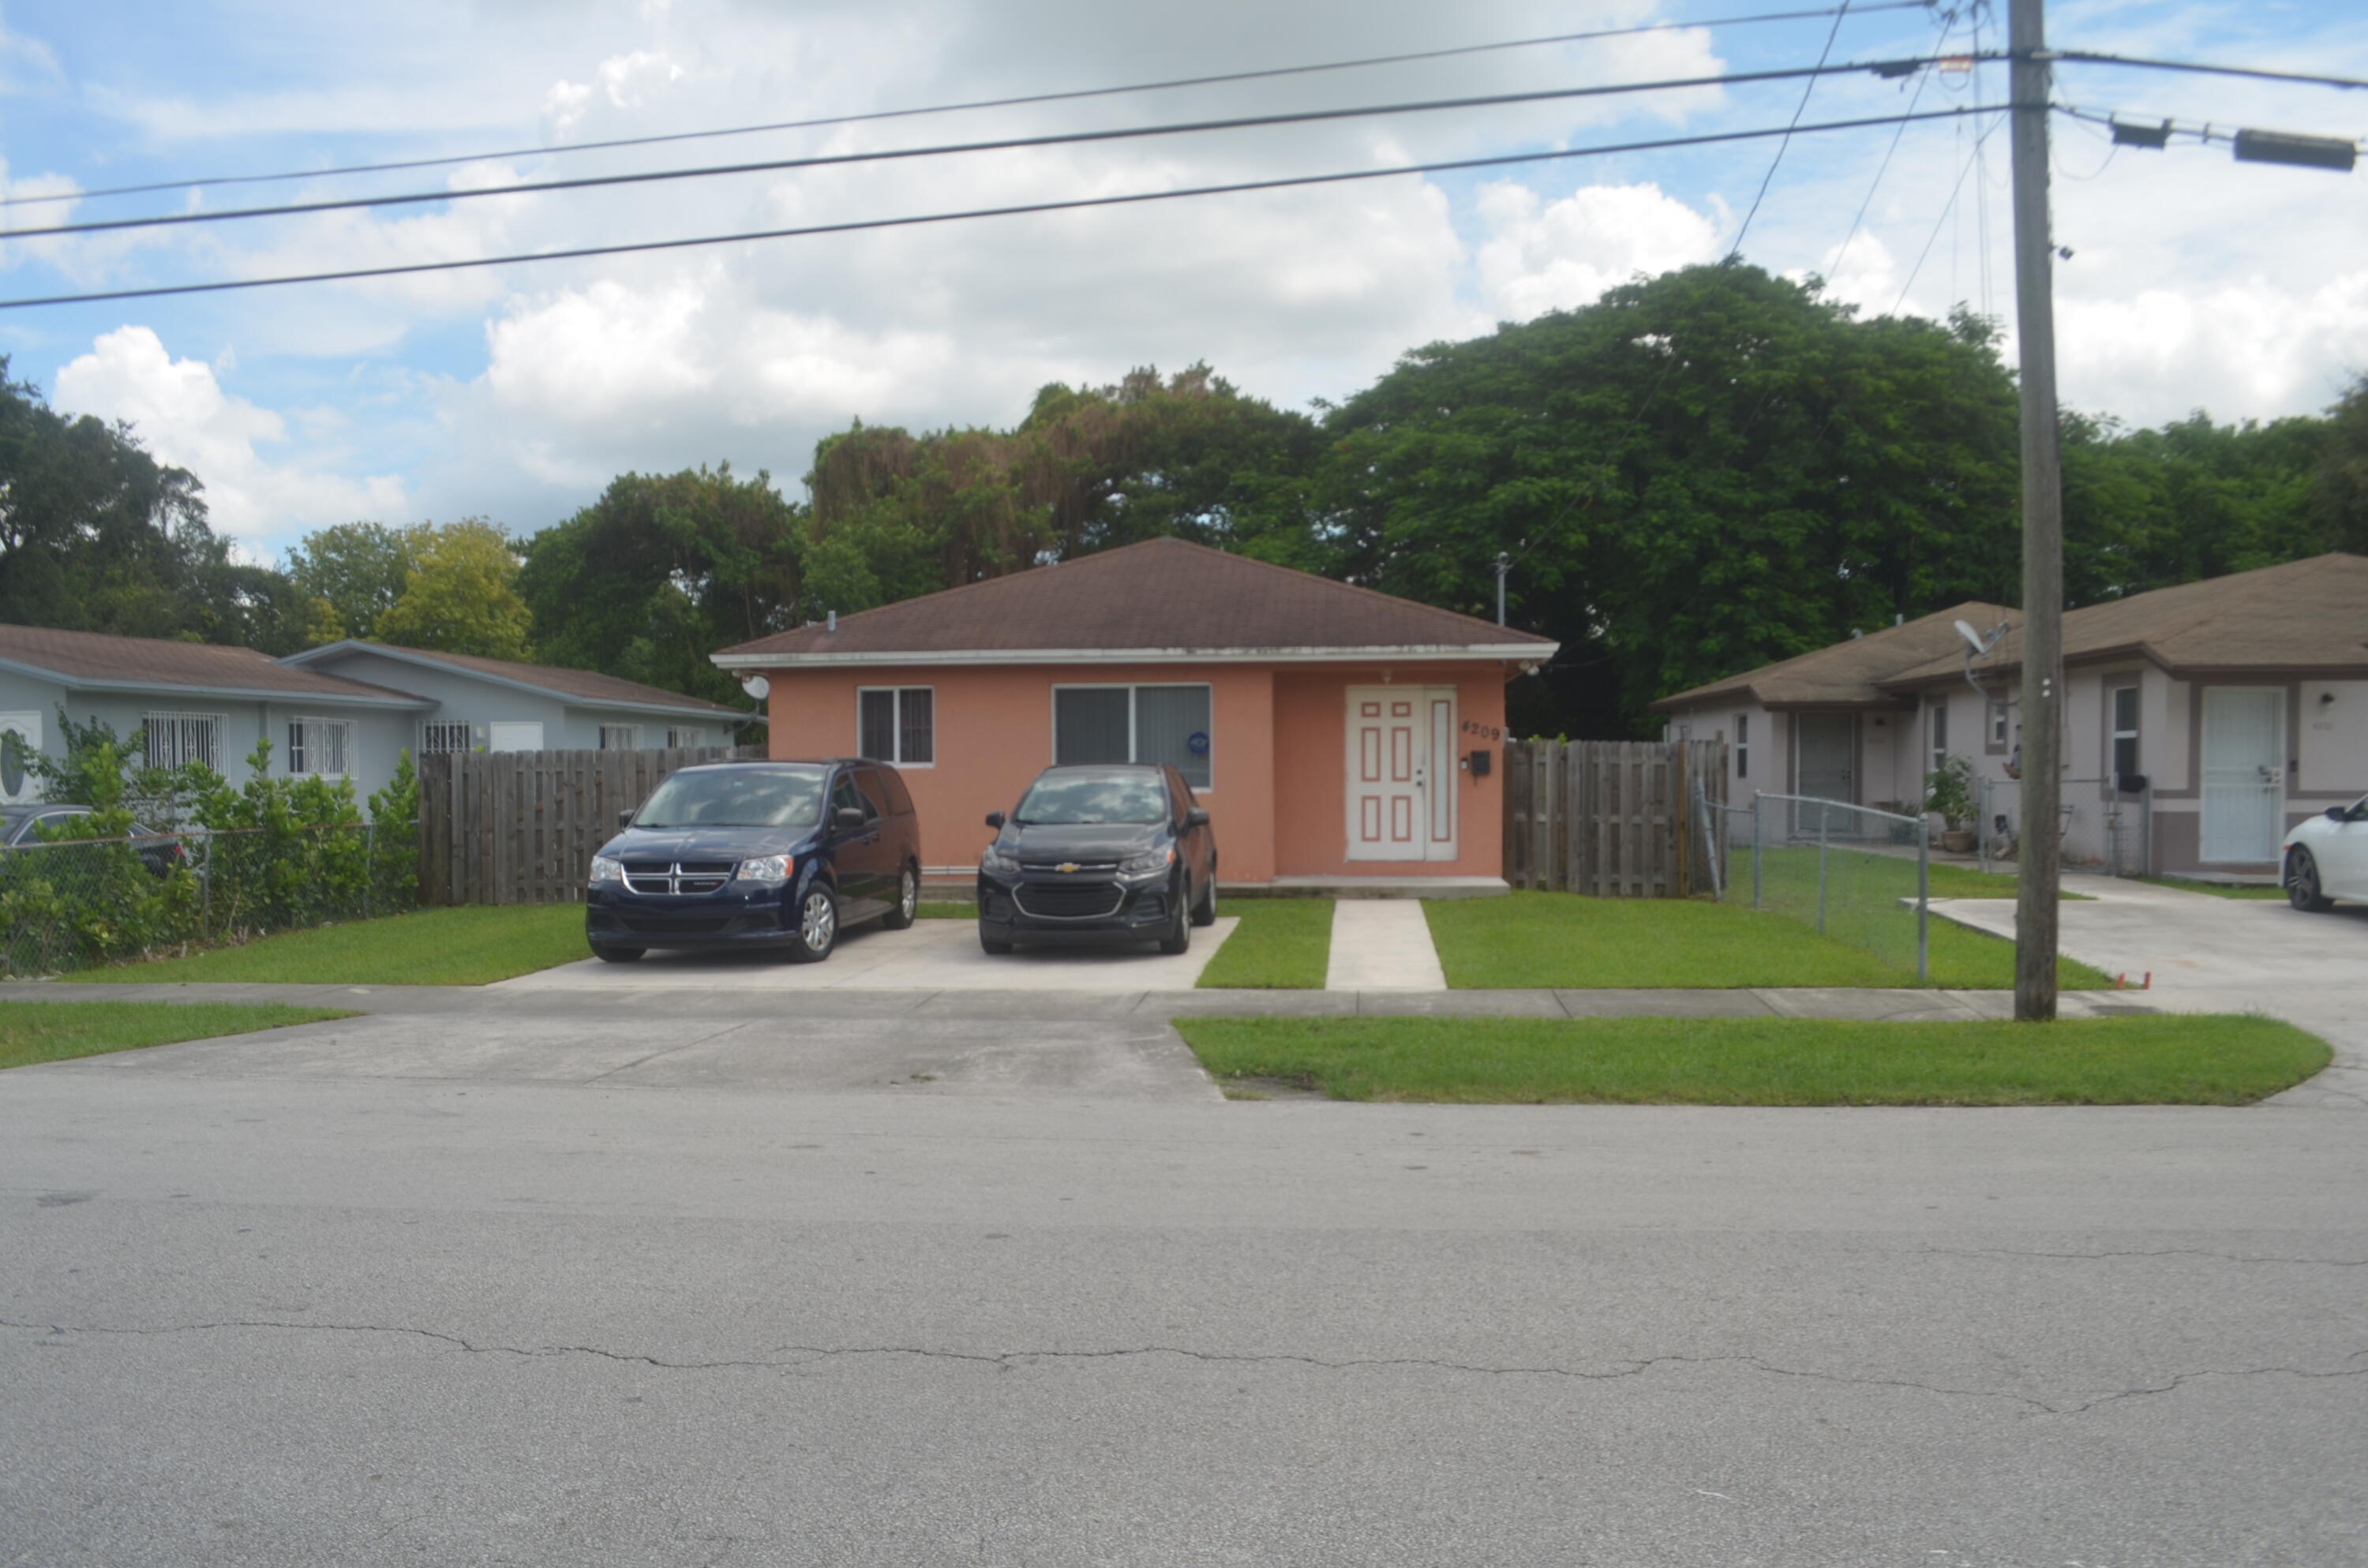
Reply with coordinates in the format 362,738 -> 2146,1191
4,991 -> 2364,1567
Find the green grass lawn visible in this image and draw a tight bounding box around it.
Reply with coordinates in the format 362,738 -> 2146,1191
1197,897 -> 1335,988
0,1001 -> 354,1071
1424,892 -> 2111,990
2135,876 -> 2287,900
916,900 -> 974,919
1178,1013 -> 2328,1105
62,904 -> 593,986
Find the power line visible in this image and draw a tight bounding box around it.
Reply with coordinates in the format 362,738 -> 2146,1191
0,106 -> 1986,311
1892,107 -> 2008,312
2055,102 -> 2364,153
2,54 -> 1989,244
1728,0 -> 1855,257
1827,6 -> 1961,280
2047,49 -> 2368,94
1,1 -> 1946,212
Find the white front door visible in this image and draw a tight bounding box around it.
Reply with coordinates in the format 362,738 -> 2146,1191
2200,687 -> 2284,863
0,712 -> 41,804
1346,687 -> 1456,862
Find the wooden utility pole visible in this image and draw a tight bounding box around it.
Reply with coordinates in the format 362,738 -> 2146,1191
2009,0 -> 2063,1020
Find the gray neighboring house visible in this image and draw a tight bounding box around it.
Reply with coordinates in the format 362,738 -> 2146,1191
0,625 -> 751,806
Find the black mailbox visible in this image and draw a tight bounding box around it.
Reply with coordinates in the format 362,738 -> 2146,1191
2115,773 -> 2149,795
1468,749 -> 1491,777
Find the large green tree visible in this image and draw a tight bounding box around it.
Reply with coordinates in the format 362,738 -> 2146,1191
1317,264 -> 2023,734
283,520 -> 419,642
0,359 -> 313,653
375,518 -> 534,661
515,466 -> 800,705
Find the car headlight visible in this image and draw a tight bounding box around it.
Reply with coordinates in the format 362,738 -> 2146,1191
980,843 -> 1019,877
736,854 -> 793,885
1120,844 -> 1176,878
589,855 -> 624,885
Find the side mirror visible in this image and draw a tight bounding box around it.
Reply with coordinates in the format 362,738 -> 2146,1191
1183,808 -> 1210,829
835,805 -> 867,829
2332,806 -> 2351,822
984,811 -> 1006,830
617,808 -> 635,829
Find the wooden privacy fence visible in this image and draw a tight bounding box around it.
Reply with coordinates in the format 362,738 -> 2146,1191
418,747 -> 754,906
1501,739 -> 1728,896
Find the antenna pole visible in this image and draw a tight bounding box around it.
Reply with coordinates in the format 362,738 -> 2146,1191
2009,0 -> 2063,1021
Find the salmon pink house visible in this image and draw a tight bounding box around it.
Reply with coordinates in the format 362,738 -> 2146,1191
711,539 -> 1558,890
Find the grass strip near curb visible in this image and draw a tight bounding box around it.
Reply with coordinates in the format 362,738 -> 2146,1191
1424,893 -> 2110,990
62,904 -> 591,987
2134,876 -> 2287,900
0,1001 -> 354,1072
1197,897 -> 1334,989
1920,859 -> 2091,899
1178,1014 -> 2329,1106
916,901 -> 974,919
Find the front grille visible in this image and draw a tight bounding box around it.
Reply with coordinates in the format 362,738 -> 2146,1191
1021,859 -> 1119,874
621,860 -> 734,896
1013,881 -> 1125,920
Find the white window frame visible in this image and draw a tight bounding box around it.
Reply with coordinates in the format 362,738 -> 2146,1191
665,726 -> 706,749
143,711 -> 223,774
598,724 -> 643,751
856,686 -> 935,768
287,715 -> 354,778
1929,701 -> 1950,775
1734,713 -> 1748,780
420,721 -> 473,754
1988,701 -> 2010,747
1049,682 -> 1215,791
2111,685 -> 2140,780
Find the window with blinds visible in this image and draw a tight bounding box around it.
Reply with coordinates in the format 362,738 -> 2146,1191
857,687 -> 934,765
1052,684 -> 1212,788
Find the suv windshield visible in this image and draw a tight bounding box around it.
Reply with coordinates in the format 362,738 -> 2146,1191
633,767 -> 826,829
1014,772 -> 1169,825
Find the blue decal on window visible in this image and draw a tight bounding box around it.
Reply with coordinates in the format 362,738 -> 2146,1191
1186,731 -> 1210,755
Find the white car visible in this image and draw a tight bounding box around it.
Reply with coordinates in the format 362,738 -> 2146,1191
2283,793 -> 2368,911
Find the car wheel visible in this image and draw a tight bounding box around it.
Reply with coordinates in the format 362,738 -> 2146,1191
592,944 -> 646,964
788,885 -> 840,961
1190,868 -> 1217,927
880,863 -> 920,930
2287,848 -> 2335,912
980,930 -> 1014,956
1158,879 -> 1193,956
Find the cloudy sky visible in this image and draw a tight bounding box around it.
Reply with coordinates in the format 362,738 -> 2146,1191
2,0 -> 2363,561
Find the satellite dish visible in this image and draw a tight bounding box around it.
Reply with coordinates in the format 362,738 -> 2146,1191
740,675 -> 770,701
1953,619 -> 1988,656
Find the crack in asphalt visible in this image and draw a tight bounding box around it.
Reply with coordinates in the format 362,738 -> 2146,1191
9,1317 -> 2361,1415
1922,1246 -> 2368,1267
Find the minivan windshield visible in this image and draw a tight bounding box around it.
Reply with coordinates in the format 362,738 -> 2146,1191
1014,772 -> 1169,825
632,766 -> 826,829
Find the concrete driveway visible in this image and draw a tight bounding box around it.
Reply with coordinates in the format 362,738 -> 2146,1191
498,914 -> 1239,993
1932,874 -> 2368,1106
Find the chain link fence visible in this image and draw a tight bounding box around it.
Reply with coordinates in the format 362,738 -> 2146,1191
1714,793 -> 1929,981
1972,776 -> 2151,877
0,824 -> 411,979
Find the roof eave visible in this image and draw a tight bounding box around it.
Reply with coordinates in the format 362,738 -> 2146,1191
711,642 -> 1559,670
288,641 -> 743,718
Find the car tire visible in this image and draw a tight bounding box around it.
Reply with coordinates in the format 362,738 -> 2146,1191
2287,848 -> 2335,912
880,863 -> 920,930
592,944 -> 646,964
1158,880 -> 1193,956
1190,868 -> 1217,927
980,931 -> 1014,956
787,884 -> 840,962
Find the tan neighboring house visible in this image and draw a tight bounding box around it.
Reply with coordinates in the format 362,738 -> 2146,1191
1653,553 -> 2368,880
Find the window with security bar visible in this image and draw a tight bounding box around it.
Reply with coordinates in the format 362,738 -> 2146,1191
599,724 -> 641,750
421,722 -> 472,754
287,717 -> 354,777
144,712 -> 222,774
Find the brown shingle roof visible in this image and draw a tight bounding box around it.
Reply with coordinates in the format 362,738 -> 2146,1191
713,537 -> 1557,664
291,642 -> 745,717
0,623 -> 429,705
1881,553 -> 2368,687
1651,601 -> 2015,713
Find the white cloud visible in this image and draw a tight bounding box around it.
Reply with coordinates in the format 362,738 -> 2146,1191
53,327 -> 408,548
2059,273 -> 2368,423
1473,178 -> 1721,320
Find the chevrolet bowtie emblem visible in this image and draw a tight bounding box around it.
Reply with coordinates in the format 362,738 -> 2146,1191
1056,862 -> 1081,874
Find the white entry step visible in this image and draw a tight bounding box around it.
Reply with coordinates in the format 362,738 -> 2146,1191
1325,900 -> 1449,992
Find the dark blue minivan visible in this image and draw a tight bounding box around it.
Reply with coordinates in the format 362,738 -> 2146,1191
584,759 -> 921,964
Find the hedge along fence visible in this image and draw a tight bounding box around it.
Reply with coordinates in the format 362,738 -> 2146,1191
0,717 -> 421,978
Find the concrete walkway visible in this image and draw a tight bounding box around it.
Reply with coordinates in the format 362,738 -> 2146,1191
1931,873 -> 2368,1108
1323,899 -> 1447,991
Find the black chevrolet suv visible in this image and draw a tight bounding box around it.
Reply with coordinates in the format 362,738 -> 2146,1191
976,763 -> 1216,955
585,759 -> 921,964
